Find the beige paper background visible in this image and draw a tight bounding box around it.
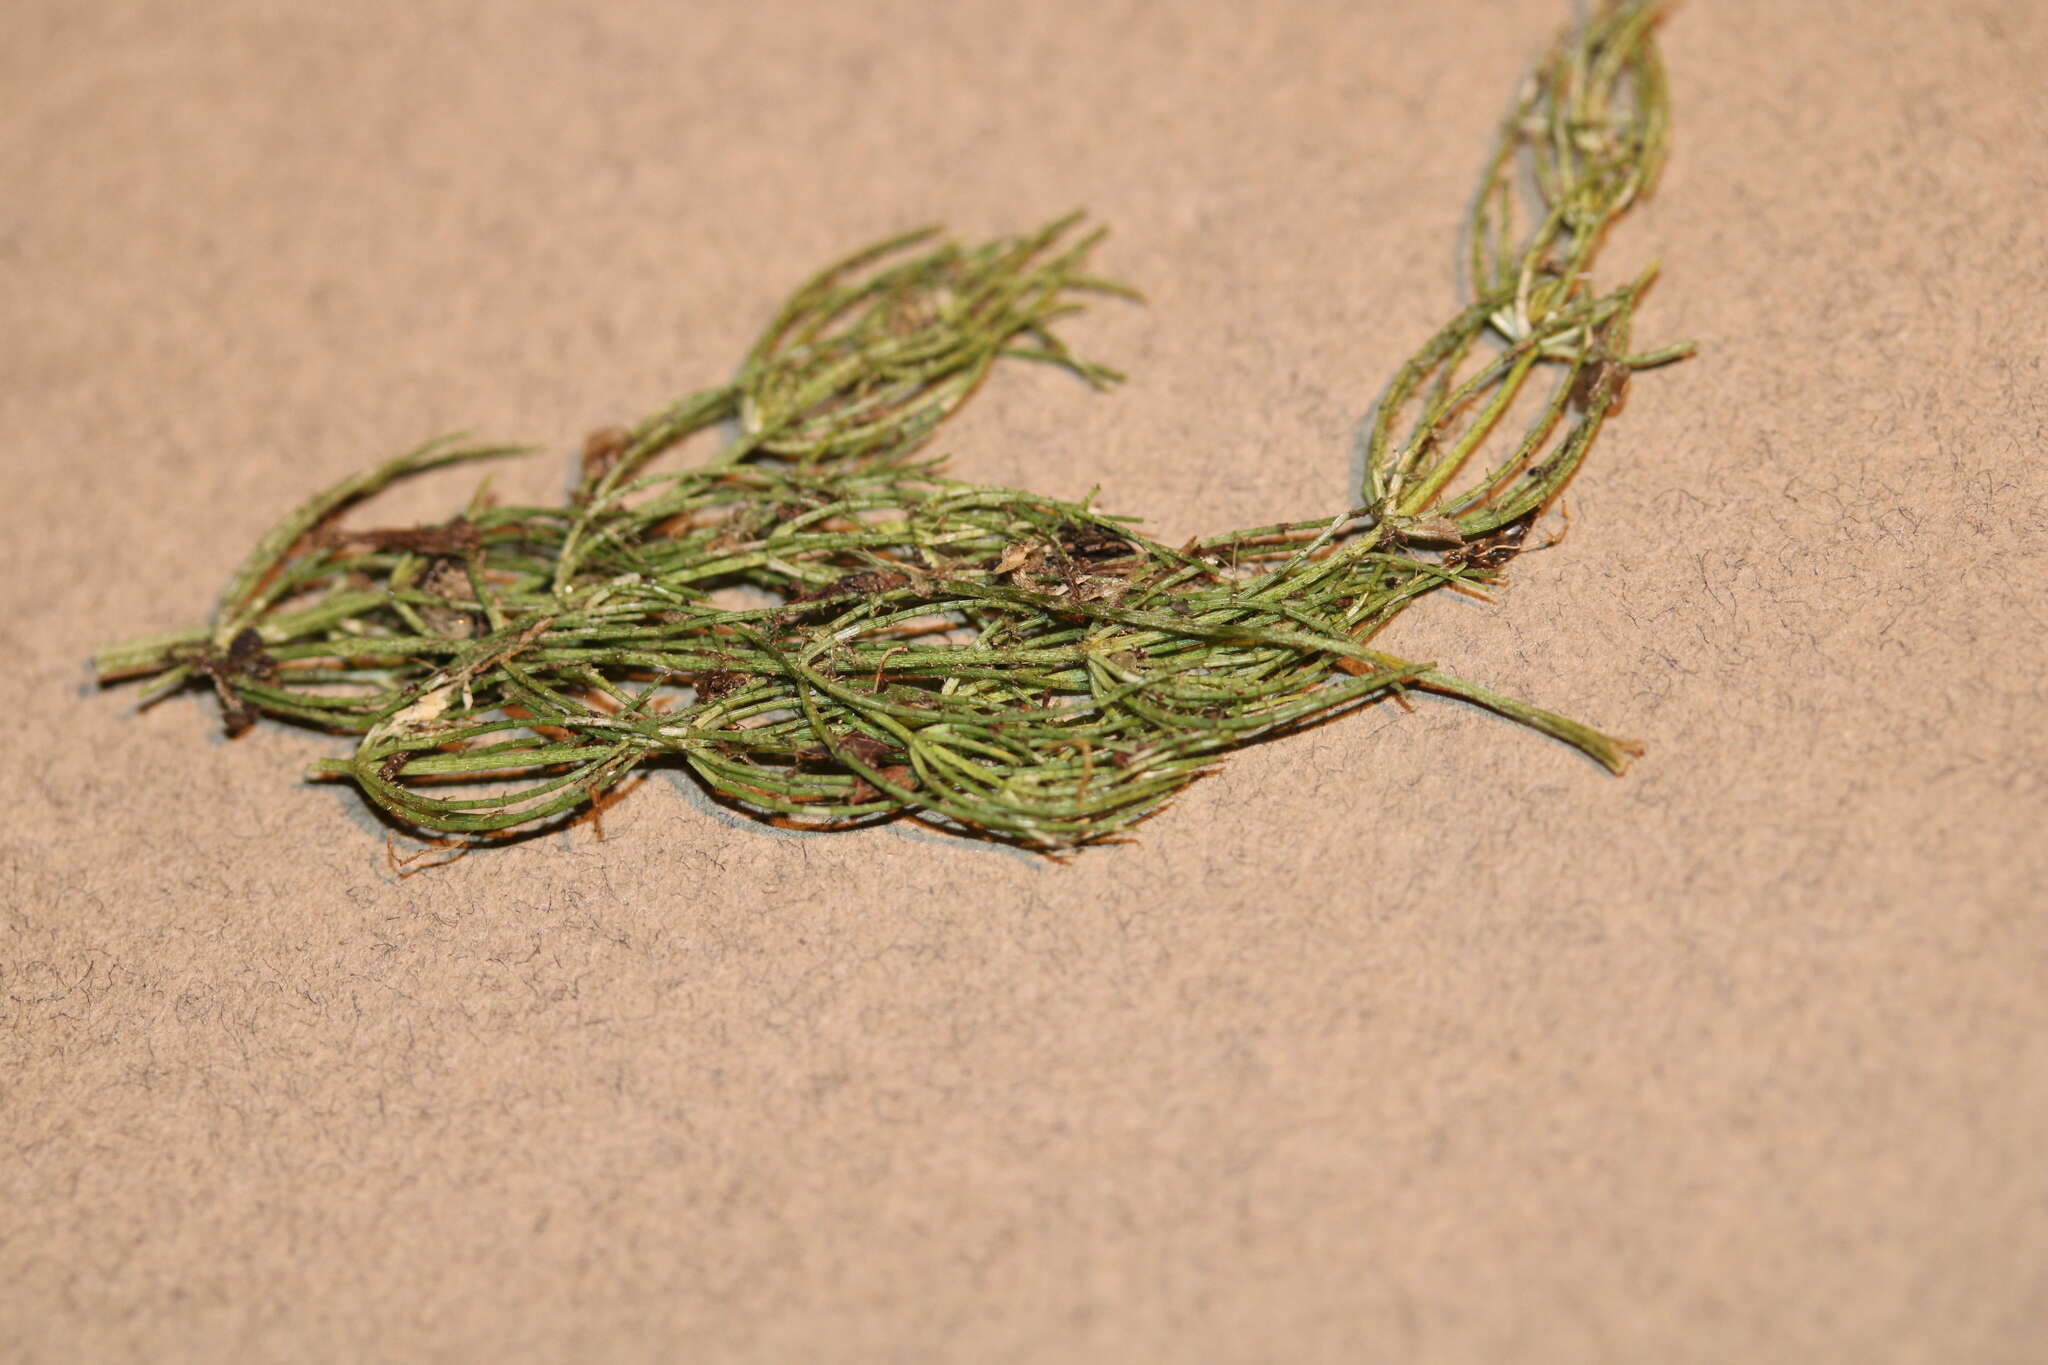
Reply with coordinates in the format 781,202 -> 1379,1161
5,1 -> 2045,1360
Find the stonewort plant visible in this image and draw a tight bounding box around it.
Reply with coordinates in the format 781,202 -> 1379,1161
97,1 -> 1691,852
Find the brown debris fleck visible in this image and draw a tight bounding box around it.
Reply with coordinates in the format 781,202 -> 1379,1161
190,626 -> 279,736
789,569 -> 909,604
226,626 -> 277,680
581,425 -> 631,485
847,763 -> 916,804
1057,523 -> 1136,562
838,732 -> 899,767
334,517 -> 483,559
1443,516 -> 1536,572
696,670 -> 749,701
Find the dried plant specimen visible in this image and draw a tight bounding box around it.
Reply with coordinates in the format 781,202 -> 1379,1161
98,2 -> 1690,851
